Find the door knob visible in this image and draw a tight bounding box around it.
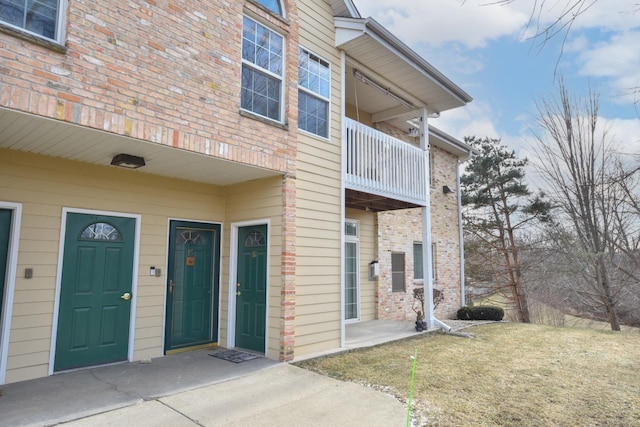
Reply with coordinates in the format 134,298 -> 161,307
169,280 -> 174,294
120,292 -> 131,300
236,291 -> 241,296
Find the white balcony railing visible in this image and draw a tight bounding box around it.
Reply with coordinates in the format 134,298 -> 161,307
344,117 -> 427,206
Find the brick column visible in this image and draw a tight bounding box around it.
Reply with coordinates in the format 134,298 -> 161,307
280,173 -> 296,361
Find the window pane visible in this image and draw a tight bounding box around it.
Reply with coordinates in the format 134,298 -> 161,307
241,65 -> 281,121
298,48 -> 330,97
298,48 -> 330,137
256,0 -> 282,15
1,0 -> 58,40
241,16 -> 283,121
413,243 -> 423,280
391,252 -> 405,292
299,92 -> 328,138
81,223 -> 121,241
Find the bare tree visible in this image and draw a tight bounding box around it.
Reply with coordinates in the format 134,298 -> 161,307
531,79 -> 640,330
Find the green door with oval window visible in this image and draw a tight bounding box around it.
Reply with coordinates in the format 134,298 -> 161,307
55,213 -> 135,371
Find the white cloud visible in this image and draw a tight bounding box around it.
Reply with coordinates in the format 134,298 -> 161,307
575,31 -> 640,104
354,0 -> 529,48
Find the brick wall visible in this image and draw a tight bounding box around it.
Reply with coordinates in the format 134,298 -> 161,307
0,0 -> 298,175
377,143 -> 463,321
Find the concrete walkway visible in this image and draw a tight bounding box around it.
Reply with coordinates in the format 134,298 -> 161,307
0,321 -> 426,427
61,363 -> 407,427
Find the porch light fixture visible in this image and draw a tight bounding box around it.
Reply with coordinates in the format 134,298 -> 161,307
443,185 -> 453,194
353,69 -> 415,110
111,153 -> 146,169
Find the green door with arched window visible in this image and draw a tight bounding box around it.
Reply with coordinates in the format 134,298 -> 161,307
235,225 -> 267,353
165,221 -> 220,352
55,213 -> 135,371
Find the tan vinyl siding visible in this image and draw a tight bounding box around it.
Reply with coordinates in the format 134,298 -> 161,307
294,0 -> 343,357
221,177 -> 283,360
1,148 -> 226,383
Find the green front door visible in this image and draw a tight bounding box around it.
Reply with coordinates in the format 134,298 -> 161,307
165,221 -> 220,351
0,209 -> 11,321
55,214 -> 135,371
235,225 -> 267,353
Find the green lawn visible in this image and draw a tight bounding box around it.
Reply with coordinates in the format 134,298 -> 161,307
297,323 -> 640,426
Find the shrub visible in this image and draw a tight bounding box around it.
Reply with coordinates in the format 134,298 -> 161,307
457,305 -> 504,321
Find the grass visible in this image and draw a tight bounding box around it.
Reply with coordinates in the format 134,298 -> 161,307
297,323 -> 640,426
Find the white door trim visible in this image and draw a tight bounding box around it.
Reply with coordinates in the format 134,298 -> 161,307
0,202 -> 22,385
344,218 -> 360,324
49,208 -> 141,375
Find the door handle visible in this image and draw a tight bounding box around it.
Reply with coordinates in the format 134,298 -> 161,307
236,291 -> 241,296
169,280 -> 174,294
120,292 -> 131,301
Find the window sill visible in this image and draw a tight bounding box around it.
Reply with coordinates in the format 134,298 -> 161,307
0,23 -> 66,54
299,128 -> 330,142
239,109 -> 288,130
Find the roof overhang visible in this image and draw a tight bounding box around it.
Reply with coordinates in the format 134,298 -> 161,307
0,108 -> 281,186
429,126 -> 477,160
329,0 -> 360,18
335,17 -> 472,116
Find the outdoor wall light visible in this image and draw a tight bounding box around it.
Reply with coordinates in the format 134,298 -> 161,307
443,185 -> 453,194
111,153 -> 146,169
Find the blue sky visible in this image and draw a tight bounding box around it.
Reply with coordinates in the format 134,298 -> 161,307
353,0 -> 640,159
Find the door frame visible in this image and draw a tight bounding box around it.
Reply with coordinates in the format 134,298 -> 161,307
0,202 -> 22,385
344,218 -> 360,324
162,218 -> 223,352
226,219 -> 270,351
49,208 -> 141,375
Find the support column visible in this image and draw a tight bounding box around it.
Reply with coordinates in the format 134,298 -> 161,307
419,108 -> 435,329
280,173 -> 296,361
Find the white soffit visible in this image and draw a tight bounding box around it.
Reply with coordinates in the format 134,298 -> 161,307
0,108 -> 281,186
335,17 -> 472,114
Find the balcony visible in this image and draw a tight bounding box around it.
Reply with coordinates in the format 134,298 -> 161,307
343,117 -> 427,211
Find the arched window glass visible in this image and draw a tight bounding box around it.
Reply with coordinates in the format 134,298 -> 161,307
245,230 -> 266,247
178,230 -> 205,245
255,0 -> 282,15
80,223 -> 121,241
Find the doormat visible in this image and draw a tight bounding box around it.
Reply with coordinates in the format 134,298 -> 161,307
210,349 -> 260,363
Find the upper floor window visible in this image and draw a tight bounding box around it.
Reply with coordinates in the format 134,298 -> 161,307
254,0 -> 282,16
298,47 -> 330,138
241,16 -> 284,122
0,0 -> 63,42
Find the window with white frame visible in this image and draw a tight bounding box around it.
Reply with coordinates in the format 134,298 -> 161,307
0,0 -> 63,42
414,242 -> 437,281
241,16 -> 284,122
298,47 -> 330,138
391,252 -> 405,292
254,0 -> 282,16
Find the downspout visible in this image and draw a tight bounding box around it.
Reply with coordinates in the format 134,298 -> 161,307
458,149 -> 473,307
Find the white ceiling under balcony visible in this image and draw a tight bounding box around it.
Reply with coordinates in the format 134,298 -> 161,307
0,108 -> 281,186
336,17 -> 472,129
